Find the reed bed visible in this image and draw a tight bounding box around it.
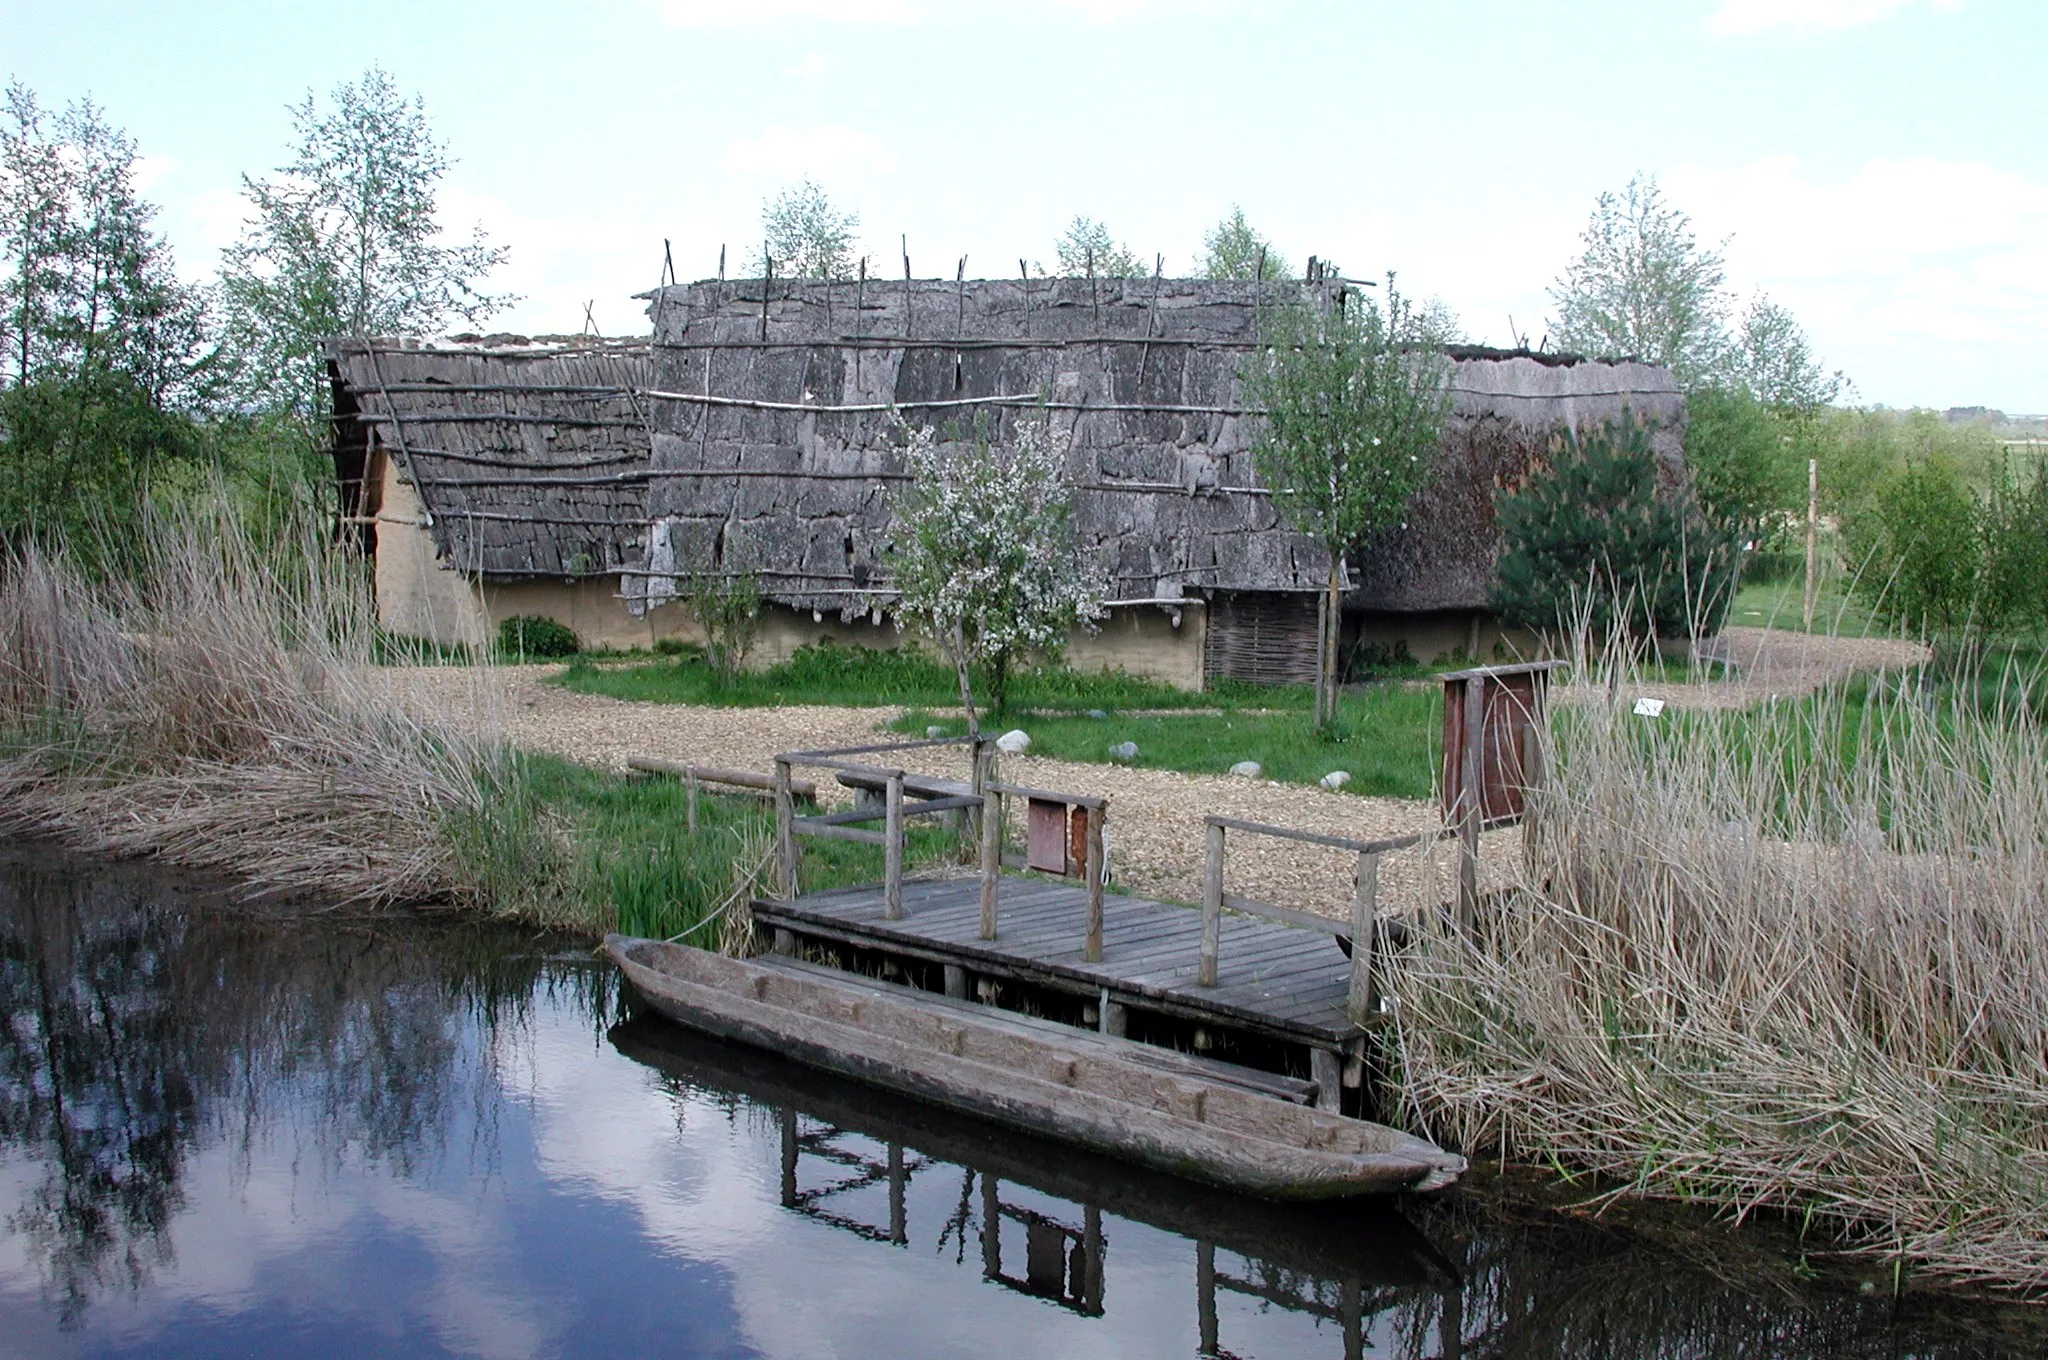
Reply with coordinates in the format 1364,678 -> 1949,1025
0,501 -> 504,906
1385,648 -> 2048,1289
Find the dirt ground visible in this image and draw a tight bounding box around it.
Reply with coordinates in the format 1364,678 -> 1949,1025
391,626 -> 1921,921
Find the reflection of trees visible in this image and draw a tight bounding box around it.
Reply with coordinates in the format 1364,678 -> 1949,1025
0,842 -> 610,1324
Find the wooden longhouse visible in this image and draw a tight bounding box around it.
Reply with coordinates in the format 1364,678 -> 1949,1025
326,279 -> 1686,686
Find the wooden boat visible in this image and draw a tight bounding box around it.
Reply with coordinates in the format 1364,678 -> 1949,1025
604,934 -> 1466,1199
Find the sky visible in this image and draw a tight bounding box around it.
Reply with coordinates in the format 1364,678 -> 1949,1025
6,0 -> 2045,411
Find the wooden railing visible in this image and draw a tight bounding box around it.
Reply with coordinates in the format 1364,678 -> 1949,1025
979,783 -> 1108,959
773,735 -> 994,918
1199,815 -> 1451,1025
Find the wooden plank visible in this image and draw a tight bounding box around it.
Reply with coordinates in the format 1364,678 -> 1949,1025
1205,815 -> 1437,858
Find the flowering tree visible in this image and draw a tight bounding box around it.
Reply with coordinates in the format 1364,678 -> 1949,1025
889,419 -> 1106,734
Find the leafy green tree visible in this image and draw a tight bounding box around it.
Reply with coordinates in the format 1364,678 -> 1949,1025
1844,456 -> 1985,642
1201,206 -> 1289,280
1492,418 -> 1735,643
1979,457 -> 2048,641
888,419 -> 1105,733
1732,295 -> 1843,410
1683,387 -> 1802,547
219,67 -> 512,424
749,179 -> 860,280
0,83 -> 216,566
1242,276 -> 1451,727
1053,216 -> 1147,279
1548,174 -> 1732,387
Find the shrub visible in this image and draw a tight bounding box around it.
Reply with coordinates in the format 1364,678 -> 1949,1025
497,615 -> 578,660
682,570 -> 761,682
1492,418 -> 1736,643
1843,456 -> 1983,641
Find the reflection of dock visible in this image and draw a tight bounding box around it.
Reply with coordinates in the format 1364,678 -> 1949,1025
611,1017 -> 1460,1357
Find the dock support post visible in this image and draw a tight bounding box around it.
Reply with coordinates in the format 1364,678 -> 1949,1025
1311,1047 -> 1343,1113
884,770 -> 905,920
1196,1240 -> 1219,1356
774,758 -> 798,900
979,787 -> 1003,939
779,1108 -> 798,1207
772,927 -> 795,956
1098,987 -> 1126,1038
1346,852 -> 1379,1024
1082,1204 -> 1104,1313
944,964 -> 967,999
1458,676 -> 1485,935
1342,1273 -> 1364,1360
980,1173 -> 1001,1279
1083,804 -> 1105,963
888,1144 -> 907,1245
1198,821 -> 1223,987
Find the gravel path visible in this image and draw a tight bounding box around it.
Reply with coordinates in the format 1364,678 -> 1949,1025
391,626 -> 1917,922
392,666 -> 1488,919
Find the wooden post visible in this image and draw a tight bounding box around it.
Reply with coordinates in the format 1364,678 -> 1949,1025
1347,852 -> 1378,1024
779,1107 -> 798,1207
980,1173 -> 1001,1278
1803,456 -> 1820,632
1199,821 -> 1224,987
1082,1204 -> 1104,1312
943,964 -> 967,999
1099,986 -> 1126,1037
1342,1273 -> 1364,1360
1196,1240 -> 1219,1355
774,758 -> 798,900
888,1143 -> 907,1245
1083,804 -> 1105,963
884,770 -> 905,920
1458,677 -> 1484,935
1311,1047 -> 1343,1113
979,787 -> 1003,939
685,767 -> 699,834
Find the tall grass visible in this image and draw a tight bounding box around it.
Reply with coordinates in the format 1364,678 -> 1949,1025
1385,639 -> 2048,1289
0,499 -> 499,904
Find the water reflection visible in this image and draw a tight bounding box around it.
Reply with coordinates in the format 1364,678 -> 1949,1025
0,839 -> 2039,1358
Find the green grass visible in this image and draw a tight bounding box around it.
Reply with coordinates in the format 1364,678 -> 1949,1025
897,681 -> 1444,800
448,752 -> 975,940
555,641 -> 1207,711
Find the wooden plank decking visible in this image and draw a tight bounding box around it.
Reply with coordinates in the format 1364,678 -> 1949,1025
752,874 -> 1362,1048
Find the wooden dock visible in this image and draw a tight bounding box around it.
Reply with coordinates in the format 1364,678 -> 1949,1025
753,873 -> 1372,1107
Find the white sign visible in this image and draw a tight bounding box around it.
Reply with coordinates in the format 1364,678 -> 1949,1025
1632,697 -> 1667,718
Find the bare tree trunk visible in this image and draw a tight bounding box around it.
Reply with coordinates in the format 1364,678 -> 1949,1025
952,622 -> 980,738
1320,559 -> 1344,728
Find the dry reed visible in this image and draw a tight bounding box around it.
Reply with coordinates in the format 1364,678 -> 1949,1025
1385,640 -> 2048,1289
0,499 -> 502,905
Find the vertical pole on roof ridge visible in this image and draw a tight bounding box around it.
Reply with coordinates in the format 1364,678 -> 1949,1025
902,236 -> 912,339
955,255 -> 967,338
760,243 -> 772,342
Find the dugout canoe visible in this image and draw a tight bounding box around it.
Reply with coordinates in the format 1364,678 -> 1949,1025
604,934 -> 1466,1199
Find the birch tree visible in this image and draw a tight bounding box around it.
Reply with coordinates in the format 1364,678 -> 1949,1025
888,419 -> 1106,734
1243,277 -> 1451,729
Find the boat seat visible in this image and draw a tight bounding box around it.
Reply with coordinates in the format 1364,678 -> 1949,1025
764,954 -> 1323,1107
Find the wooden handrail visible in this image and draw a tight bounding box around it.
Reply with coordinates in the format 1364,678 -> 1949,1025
1202,815 -> 1442,857
779,734 -> 980,762
984,781 -> 1108,811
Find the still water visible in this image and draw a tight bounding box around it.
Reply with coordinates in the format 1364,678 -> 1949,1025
0,840 -> 2037,1359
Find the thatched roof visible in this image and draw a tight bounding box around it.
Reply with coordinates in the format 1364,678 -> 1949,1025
326,280 -> 1685,615
325,335 -> 652,579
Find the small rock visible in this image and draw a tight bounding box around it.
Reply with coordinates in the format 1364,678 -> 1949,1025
1086,709 -> 1109,721
925,725 -> 946,739
1320,770 -> 1351,791
1108,741 -> 1140,763
1228,760 -> 1263,778
995,729 -> 1032,754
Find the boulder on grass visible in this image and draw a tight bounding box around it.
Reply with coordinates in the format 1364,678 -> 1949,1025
1228,760 -> 1263,778
1320,770 -> 1352,791
1108,741 -> 1140,763
996,729 -> 1032,754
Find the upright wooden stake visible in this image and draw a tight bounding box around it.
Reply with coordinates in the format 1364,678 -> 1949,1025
1083,805 -> 1105,962
1458,678 -> 1484,934
1199,821 -> 1224,987
979,787 -> 1003,939
1347,852 -> 1379,1024
884,770 -> 905,919
685,768 -> 699,834
1803,457 -> 1820,632
774,758 -> 798,899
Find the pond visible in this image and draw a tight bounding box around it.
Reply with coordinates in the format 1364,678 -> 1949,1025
0,839 -> 2036,1359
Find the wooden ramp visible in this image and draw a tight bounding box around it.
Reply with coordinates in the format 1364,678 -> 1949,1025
752,874 -> 1368,1105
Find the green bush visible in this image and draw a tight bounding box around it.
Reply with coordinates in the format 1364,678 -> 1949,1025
497,614 -> 579,660
1843,456 -> 1983,640
1492,418 -> 1737,642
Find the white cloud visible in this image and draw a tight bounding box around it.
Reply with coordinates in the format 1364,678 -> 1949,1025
643,0 -> 1225,27
721,125 -> 896,178
1706,0 -> 1962,36
1666,155 -> 2048,406
781,51 -> 835,80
